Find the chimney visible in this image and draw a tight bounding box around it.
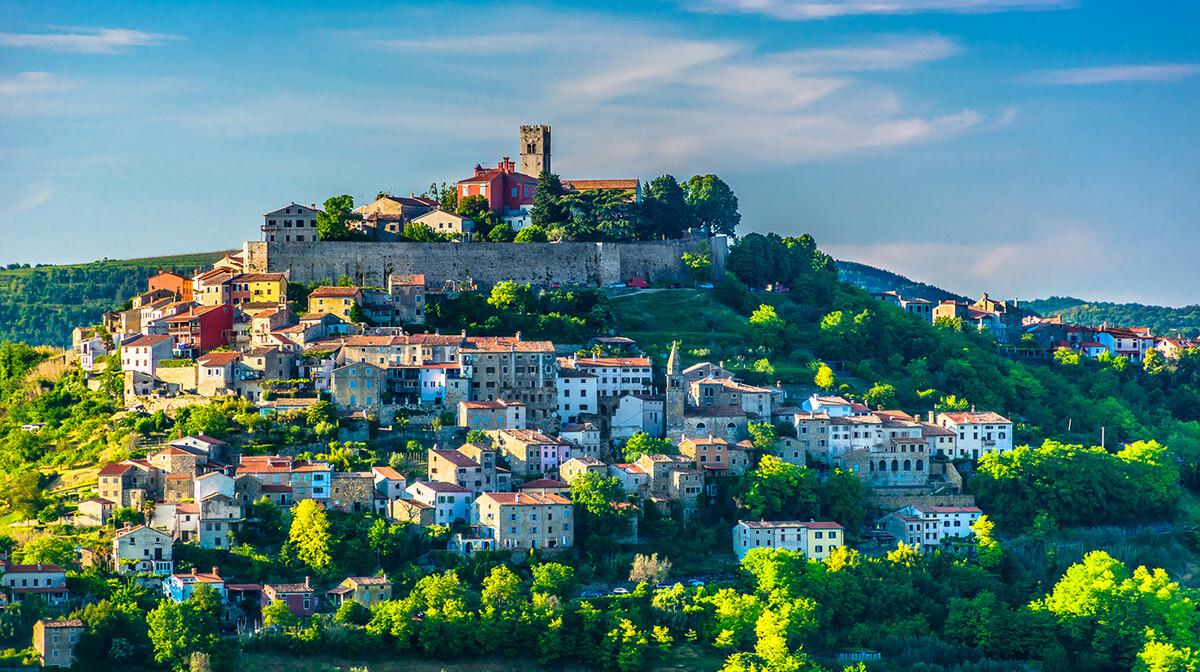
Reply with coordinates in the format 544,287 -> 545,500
191,567 -> 198,576
515,493 -> 521,503
212,567 -> 219,577
304,576 -> 311,589
124,522 -> 132,530
311,203 -> 316,209
971,405 -> 976,413
515,331 -> 522,341
928,411 -> 934,423
410,193 -> 415,198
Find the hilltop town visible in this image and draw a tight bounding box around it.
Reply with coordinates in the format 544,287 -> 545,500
0,127 -> 1196,672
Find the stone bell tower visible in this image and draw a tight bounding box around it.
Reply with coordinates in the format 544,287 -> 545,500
519,125 -> 551,177
665,341 -> 686,441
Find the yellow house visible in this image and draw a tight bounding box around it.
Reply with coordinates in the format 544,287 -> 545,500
235,273 -> 288,306
307,287 -> 363,321
326,576 -> 392,607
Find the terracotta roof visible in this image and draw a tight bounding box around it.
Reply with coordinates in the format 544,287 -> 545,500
197,351 -> 241,367
499,428 -> 562,444
79,497 -> 113,505
561,423 -> 598,432
265,583 -> 313,594
413,480 -> 473,493
431,450 -> 479,468
562,179 -> 639,191
308,287 -> 362,299
477,492 -> 572,506
681,435 -> 730,446
3,561 -> 65,573
346,576 -> 392,585
517,478 -> 570,489
236,273 -> 286,282
38,619 -> 84,629
564,457 -> 606,466
98,462 -> 135,476
372,466 -> 404,480
172,571 -> 223,583
463,336 -> 554,353
113,524 -> 167,540
738,520 -> 843,530
939,412 -> 1011,425
570,357 -> 652,368
122,334 -> 173,348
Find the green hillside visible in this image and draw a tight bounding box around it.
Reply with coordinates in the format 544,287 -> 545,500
834,259 -> 964,303
1024,296 -> 1200,337
0,251 -> 233,347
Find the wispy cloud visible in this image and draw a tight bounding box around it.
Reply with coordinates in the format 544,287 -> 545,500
1032,63 -> 1200,85
0,183 -> 54,227
686,0 -> 1074,20
301,19 -> 988,172
0,27 -> 184,54
0,72 -> 66,96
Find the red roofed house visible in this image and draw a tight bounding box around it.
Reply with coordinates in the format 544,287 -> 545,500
326,576 -> 392,608
262,578 -> 315,617
937,411 -> 1013,459
404,481 -> 474,525
112,524 -> 173,575
168,304 -> 233,357
881,505 -> 983,551
458,399 -> 525,431
516,478 -> 572,497
492,428 -> 573,475
2,560 -> 69,607
308,287 -> 363,322
457,158 -> 538,229
98,459 -> 160,508
120,334 -> 175,376
471,492 -> 574,552
1095,325 -> 1155,362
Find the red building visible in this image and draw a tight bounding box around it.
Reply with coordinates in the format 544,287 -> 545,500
457,158 -> 537,218
262,579 -> 316,617
168,305 -> 233,357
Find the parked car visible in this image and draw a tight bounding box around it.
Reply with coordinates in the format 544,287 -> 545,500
550,283 -> 562,289
607,282 -> 628,288
697,283 -> 714,289
626,276 -> 649,289
686,579 -> 705,587
611,587 -> 630,595
667,283 -> 683,289
581,590 -> 606,598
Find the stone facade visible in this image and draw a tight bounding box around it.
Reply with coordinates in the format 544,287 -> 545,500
328,472 -> 377,513
242,237 -> 727,289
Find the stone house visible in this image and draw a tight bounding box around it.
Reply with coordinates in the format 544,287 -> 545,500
326,576 -> 393,609
74,497 -> 113,527
460,336 -> 558,432
611,393 -> 665,440
328,472 -> 377,513
198,493 -> 242,549
560,422 -> 602,459
33,619 -> 84,669
392,498 -> 435,526
472,492 -> 574,552
372,466 -> 407,504
112,524 -> 173,575
667,469 -> 704,512
331,361 -> 385,412
491,428 -> 572,476
635,453 -> 693,496
560,457 -> 607,484
262,579 -> 316,617
387,273 -> 429,324
683,405 -> 750,443
516,478 -> 572,497
308,287 -> 363,322
98,460 -> 159,508
409,209 -> 474,239
608,463 -> 648,494
458,399 -> 526,431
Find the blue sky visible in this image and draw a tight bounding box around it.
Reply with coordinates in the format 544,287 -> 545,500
2,0 -> 1198,305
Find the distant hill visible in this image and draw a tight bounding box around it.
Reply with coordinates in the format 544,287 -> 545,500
1024,297 -> 1200,338
0,251 -> 234,347
834,260 -> 964,304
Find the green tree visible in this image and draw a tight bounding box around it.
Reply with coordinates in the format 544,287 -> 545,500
972,515 -> 1004,571
263,599 -> 298,629
403,221 -> 443,242
146,593 -> 219,671
514,225 -> 549,243
749,304 -> 785,352
864,383 -> 896,409
738,456 -> 819,520
315,195 -> 362,241
531,563 -> 577,598
16,536 -> 74,567
814,364 -> 836,392
306,400 -> 336,427
747,422 -> 779,453
820,469 -> 865,531
531,171 -> 569,229
641,175 -> 693,239
288,499 -> 332,572
683,174 -> 740,236
624,432 -> 675,462
682,242 -> 712,284
487,220 -> 516,242
570,471 -> 631,538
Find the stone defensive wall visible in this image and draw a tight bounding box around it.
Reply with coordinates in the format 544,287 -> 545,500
242,236 -> 727,288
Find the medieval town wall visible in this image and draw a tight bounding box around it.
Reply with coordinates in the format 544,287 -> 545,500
242,237 -> 727,288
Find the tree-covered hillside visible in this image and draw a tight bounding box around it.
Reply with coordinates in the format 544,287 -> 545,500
834,260 -> 963,303
0,251 -> 232,347
1024,296 -> 1200,338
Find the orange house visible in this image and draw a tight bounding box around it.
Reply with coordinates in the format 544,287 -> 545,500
148,271 -> 193,302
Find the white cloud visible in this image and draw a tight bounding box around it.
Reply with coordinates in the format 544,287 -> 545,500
0,183 -> 54,226
1032,63 -> 1200,85
0,27 -> 184,54
0,72 -> 65,96
686,0 -> 1074,20
308,20 -> 987,173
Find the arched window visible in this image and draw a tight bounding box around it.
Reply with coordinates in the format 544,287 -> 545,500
916,459 -> 924,471
879,460 -> 887,472
727,422 -> 736,431
891,460 -> 899,472
696,422 -> 706,430
869,461 -> 875,472
903,459 -> 911,471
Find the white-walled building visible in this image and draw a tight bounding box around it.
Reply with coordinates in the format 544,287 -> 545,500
733,520 -> 844,561
936,411 -> 1013,459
